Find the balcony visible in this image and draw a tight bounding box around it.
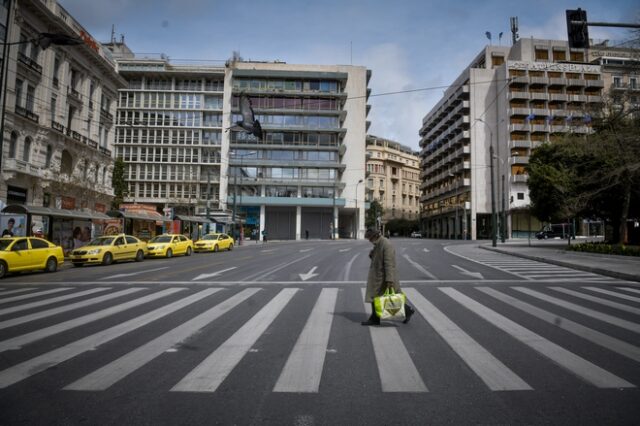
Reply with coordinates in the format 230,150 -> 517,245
2,158 -> 42,178
587,95 -> 602,103
586,80 -> 604,88
567,79 -> 585,87
509,156 -> 529,165
51,120 -> 65,133
14,105 -> 39,124
530,124 -> 547,132
509,107 -> 530,116
567,94 -> 587,103
529,77 -> 549,86
508,123 -> 530,132
17,52 -> 43,75
99,146 -> 112,157
508,90 -> 528,100
529,92 -> 548,101
67,87 -> 82,104
100,108 -> 114,122
510,139 -> 532,149
548,78 -> 567,86
510,174 -> 529,183
549,94 -> 567,102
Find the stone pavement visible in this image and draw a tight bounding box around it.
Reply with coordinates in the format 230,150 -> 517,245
481,238 -> 640,283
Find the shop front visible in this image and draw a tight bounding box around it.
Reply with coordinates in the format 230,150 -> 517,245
1,204 -> 111,255
107,204 -> 169,242
171,215 -> 213,241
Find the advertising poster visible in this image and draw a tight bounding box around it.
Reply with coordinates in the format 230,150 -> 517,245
0,214 -> 26,237
103,219 -> 123,236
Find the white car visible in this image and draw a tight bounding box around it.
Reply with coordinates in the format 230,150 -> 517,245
410,231 -> 423,238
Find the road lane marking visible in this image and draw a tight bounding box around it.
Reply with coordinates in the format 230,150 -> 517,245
65,288 -> 261,391
514,287 -> 640,333
0,289 -> 217,389
172,288 -> 298,392
583,287 -> 640,303
0,288 -> 70,305
274,288 -> 338,392
451,265 -> 484,280
299,266 -> 319,281
338,248 -> 351,252
361,289 -> 428,393
0,288 -> 144,330
402,254 -> 437,280
404,288 -> 530,391
192,267 -> 237,281
617,287 -> 640,295
478,287 -> 640,363
440,287 -> 634,388
341,253 -> 360,282
0,288 -> 185,352
100,267 -> 169,280
549,287 -> 640,315
0,287 -> 110,317
242,254 -> 312,282
299,248 -> 314,253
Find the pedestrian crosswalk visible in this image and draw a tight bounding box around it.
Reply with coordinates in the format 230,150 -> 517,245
0,284 -> 638,393
446,245 -> 613,281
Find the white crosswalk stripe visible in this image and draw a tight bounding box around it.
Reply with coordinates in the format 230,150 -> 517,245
446,245 -> 614,281
0,288 -> 71,305
0,284 -> 637,394
617,287 -> 640,295
0,288 -> 39,297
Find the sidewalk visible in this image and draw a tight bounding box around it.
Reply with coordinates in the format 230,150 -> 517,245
481,239 -> 640,283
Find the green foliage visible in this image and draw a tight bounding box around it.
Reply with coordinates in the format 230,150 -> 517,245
365,199 -> 384,228
568,242 -> 640,257
111,158 -> 127,210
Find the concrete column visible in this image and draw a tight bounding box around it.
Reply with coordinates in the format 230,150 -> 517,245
259,204 -> 265,241
295,205 -> 301,240
333,206 -> 339,239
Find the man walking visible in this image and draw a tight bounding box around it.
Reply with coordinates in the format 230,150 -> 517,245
362,227 -> 415,326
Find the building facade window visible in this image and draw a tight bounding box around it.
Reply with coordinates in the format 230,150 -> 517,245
8,132 -> 17,158
23,137 -> 31,162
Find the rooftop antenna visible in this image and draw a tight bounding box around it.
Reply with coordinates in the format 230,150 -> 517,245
120,34 -> 125,44
111,24 -> 115,44
510,17 -> 519,45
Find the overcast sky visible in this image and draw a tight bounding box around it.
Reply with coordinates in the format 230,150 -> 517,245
59,0 -> 639,150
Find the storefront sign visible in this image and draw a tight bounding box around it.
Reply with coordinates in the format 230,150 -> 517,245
6,185 -> 27,203
61,196 -> 76,210
508,60 -> 600,73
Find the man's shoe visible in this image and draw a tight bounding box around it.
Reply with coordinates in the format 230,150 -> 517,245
361,318 -> 380,326
403,305 -> 415,324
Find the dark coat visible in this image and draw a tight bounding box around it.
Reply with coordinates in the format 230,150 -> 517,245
365,236 -> 401,302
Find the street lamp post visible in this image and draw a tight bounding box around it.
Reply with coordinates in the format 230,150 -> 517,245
501,174 -> 506,243
476,118 -> 497,247
355,178 -> 363,239
0,31 -> 83,171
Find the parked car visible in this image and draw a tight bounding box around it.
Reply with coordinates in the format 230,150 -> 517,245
535,224 -> 570,240
194,233 -> 235,252
0,237 -> 64,278
410,231 -> 423,238
146,234 -> 194,258
69,234 -> 147,266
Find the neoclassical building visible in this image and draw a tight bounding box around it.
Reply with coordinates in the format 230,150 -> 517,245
365,135 -> 421,222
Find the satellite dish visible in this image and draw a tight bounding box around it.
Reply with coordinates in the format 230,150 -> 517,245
338,145 -> 347,156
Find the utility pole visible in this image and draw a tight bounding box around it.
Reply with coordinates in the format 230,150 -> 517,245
206,170 -> 211,234
501,174 -> 506,243
490,145 -> 497,247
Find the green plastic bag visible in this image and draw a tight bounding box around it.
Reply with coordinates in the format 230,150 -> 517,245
374,288 -> 406,321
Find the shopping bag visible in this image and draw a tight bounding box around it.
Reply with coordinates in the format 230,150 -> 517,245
373,288 -> 406,321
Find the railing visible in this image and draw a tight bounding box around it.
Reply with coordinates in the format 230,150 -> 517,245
2,158 -> 41,177
67,87 -> 82,102
15,105 -> 39,123
51,120 -> 65,133
17,52 -> 42,74
100,108 -> 114,121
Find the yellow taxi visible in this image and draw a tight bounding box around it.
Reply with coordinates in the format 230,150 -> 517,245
146,234 -> 194,258
69,234 -> 147,267
194,233 -> 235,253
0,237 -> 64,278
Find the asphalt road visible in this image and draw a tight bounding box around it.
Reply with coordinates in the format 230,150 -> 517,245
0,238 -> 638,425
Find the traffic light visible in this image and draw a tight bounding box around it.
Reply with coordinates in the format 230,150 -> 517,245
566,8 -> 589,49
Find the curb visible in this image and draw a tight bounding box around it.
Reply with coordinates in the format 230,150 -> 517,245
480,246 -> 640,283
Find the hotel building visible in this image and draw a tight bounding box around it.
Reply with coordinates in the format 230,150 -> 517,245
419,38 -> 603,240
365,135 -> 421,222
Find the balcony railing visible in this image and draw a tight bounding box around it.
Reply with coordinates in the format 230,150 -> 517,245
67,87 -> 82,102
99,146 -> 112,156
100,108 -> 114,122
17,52 -> 42,74
3,158 -> 42,177
14,105 -> 39,123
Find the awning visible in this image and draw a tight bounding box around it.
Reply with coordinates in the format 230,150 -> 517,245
173,215 -> 212,224
107,209 -> 169,222
2,204 -> 110,220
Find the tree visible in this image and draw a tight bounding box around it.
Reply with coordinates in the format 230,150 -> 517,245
365,200 -> 384,229
111,158 -> 127,210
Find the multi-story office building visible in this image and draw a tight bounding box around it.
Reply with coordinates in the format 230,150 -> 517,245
0,0 -> 123,244
226,61 -> 370,240
109,52 -> 370,240
365,135 -> 421,222
588,42 -> 640,112
419,38 -> 603,240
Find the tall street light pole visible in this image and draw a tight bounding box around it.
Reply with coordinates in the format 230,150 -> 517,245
355,178 -> 363,239
476,118 -> 497,247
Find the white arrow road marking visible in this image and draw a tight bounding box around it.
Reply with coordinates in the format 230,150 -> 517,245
423,248 -> 430,253
299,248 -> 314,253
261,249 -> 276,253
452,265 -> 484,280
101,267 -> 169,280
299,266 -> 319,281
192,267 -> 237,281
339,248 -> 351,252
342,253 -> 360,281
402,254 -> 437,280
